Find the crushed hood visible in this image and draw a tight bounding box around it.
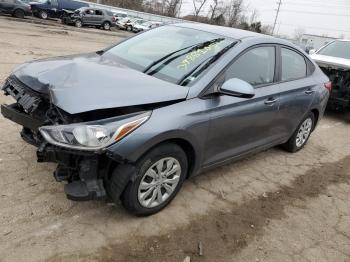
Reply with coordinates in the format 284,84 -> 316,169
310,54 -> 350,70
13,54 -> 189,114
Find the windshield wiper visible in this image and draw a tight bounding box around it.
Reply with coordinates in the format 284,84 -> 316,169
178,41 -> 238,86
143,38 -> 225,75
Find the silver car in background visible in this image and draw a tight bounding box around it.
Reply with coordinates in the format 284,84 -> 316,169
310,40 -> 350,110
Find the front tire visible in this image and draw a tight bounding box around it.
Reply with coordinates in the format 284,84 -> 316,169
126,25 -> 132,31
113,143 -> 188,216
39,10 -> 48,19
283,112 -> 315,153
13,9 -> 25,18
75,19 -> 82,28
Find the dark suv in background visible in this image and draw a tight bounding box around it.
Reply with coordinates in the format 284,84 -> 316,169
30,0 -> 88,19
62,7 -> 115,30
0,0 -> 31,18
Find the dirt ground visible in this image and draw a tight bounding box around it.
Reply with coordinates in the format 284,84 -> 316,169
1,16 -> 350,262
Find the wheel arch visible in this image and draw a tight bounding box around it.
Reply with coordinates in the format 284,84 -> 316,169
311,108 -> 320,130
106,130 -> 203,179
13,8 -> 25,16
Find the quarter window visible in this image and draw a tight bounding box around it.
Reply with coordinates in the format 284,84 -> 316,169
281,48 -> 307,81
225,46 -> 275,87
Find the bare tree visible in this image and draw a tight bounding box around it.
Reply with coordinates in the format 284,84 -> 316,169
193,0 -> 209,18
163,0 -> 182,16
225,0 -> 244,27
294,27 -> 305,42
249,8 -> 258,24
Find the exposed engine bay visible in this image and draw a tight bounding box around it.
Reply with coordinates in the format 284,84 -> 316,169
320,66 -> 350,110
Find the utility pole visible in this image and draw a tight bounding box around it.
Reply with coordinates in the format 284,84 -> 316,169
272,0 -> 282,35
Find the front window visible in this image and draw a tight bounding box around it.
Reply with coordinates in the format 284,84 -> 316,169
224,46 -> 275,87
317,41 -> 350,59
103,26 -> 236,85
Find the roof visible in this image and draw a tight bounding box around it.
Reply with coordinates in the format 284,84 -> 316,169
173,22 -> 269,40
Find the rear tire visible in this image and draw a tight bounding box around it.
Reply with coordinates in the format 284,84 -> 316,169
39,10 -> 48,19
110,143 -> 188,216
102,21 -> 111,30
13,9 -> 25,19
283,112 -> 315,153
126,25 -> 132,31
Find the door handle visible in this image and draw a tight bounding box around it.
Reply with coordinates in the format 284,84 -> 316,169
305,89 -> 315,95
264,98 -> 278,105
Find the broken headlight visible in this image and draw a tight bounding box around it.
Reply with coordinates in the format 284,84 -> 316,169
39,112 -> 151,151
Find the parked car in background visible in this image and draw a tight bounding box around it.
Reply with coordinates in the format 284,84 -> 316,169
0,0 -> 31,18
116,16 -> 131,30
112,10 -> 126,22
1,23 -> 330,216
310,40 -> 350,110
124,18 -> 147,31
133,21 -> 161,33
30,0 -> 88,19
62,7 -> 115,30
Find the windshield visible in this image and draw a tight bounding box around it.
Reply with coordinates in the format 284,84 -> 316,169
317,41 -> 350,59
103,26 -> 235,85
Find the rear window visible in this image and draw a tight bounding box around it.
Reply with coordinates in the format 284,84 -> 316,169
281,48 -> 307,81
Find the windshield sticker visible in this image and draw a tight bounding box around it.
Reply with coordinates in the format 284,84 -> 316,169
177,42 -> 221,70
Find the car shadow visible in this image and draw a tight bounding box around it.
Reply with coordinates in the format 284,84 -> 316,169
324,109 -> 350,123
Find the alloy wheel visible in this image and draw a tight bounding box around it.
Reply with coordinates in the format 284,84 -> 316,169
104,23 -> 110,30
138,157 -> 181,208
296,117 -> 312,148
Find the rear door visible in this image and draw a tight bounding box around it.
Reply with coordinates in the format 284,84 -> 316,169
0,0 -> 15,12
93,9 -> 104,25
276,46 -> 316,138
204,45 -> 283,166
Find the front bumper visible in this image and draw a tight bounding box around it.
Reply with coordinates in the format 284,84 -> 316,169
37,143 -> 108,201
1,103 -> 109,201
1,103 -> 43,131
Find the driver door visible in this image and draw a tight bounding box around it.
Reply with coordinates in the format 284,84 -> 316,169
203,45 -> 283,166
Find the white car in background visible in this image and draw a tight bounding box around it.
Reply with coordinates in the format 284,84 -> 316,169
125,18 -> 147,32
310,40 -> 350,110
133,21 -> 162,33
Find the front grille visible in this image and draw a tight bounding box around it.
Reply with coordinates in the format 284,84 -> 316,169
2,76 -> 41,114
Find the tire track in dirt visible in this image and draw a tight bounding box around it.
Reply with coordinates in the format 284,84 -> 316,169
47,155 -> 350,262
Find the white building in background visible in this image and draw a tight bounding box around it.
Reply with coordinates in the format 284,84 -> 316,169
300,34 -> 338,51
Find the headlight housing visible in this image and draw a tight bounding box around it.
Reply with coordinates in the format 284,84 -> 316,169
39,112 -> 151,151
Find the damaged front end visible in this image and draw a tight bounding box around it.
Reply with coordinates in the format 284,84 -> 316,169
320,66 -> 350,110
1,75 -> 151,201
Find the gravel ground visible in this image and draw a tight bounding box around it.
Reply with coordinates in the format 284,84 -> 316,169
1,16 -> 350,262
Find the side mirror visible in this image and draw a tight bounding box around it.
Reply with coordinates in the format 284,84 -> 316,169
219,78 -> 255,98
309,49 -> 316,55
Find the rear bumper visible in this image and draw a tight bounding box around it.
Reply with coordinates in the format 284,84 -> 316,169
328,91 -> 350,110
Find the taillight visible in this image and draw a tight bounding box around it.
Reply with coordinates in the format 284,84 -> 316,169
324,81 -> 332,92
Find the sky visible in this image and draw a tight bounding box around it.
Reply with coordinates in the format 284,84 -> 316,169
180,0 -> 350,39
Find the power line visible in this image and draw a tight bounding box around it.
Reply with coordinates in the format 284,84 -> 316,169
272,0 -> 282,35
280,9 -> 350,17
280,23 -> 350,34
